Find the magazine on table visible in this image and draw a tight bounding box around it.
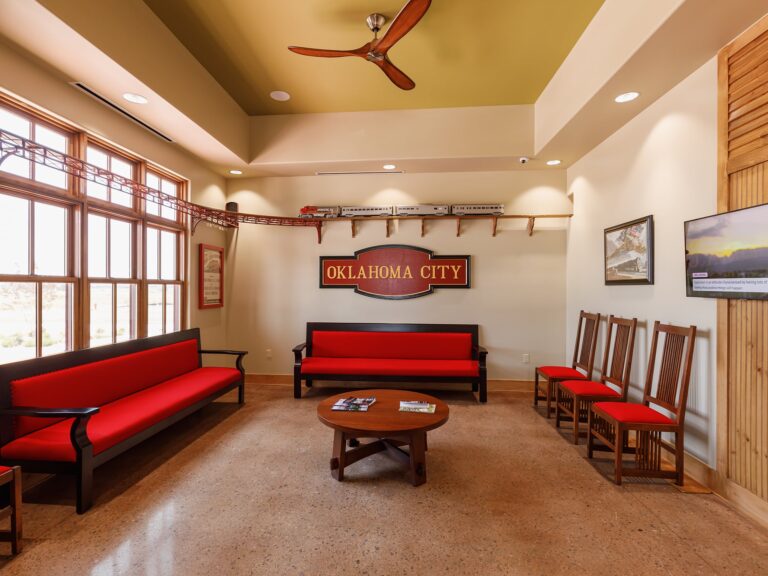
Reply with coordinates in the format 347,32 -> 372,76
331,397 -> 377,411
399,400 -> 436,414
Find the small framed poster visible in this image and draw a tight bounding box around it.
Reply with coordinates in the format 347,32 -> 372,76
604,215 -> 654,285
199,244 -> 224,308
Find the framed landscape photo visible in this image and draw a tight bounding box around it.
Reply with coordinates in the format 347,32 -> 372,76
604,215 -> 654,285
198,244 -> 224,309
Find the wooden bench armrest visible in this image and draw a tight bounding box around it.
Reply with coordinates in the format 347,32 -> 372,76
474,345 -> 488,359
199,349 -> 248,374
0,406 -> 100,418
292,342 -> 307,364
0,407 -> 99,459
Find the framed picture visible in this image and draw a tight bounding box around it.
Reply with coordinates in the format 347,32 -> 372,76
198,244 -> 224,308
604,215 -> 654,285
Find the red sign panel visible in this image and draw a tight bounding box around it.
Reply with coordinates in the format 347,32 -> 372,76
320,245 -> 470,299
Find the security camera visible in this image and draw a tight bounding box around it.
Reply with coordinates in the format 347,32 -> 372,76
519,156 -> 529,164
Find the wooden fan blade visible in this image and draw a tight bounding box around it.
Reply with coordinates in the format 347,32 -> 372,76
374,0 -> 431,53
373,57 -> 416,90
288,45 -> 369,58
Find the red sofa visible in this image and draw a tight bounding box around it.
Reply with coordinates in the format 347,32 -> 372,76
293,323 -> 488,402
0,329 -> 246,513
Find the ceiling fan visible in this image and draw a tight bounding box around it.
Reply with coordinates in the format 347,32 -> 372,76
288,0 -> 432,90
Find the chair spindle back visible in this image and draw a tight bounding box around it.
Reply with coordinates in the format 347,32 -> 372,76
643,321 -> 697,422
572,310 -> 600,379
600,315 -> 637,399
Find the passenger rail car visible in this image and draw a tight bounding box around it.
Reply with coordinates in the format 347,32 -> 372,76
394,204 -> 450,216
450,204 -> 505,216
298,204 -> 505,218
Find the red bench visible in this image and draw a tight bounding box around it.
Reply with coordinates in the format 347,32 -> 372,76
293,323 -> 488,402
0,329 -> 246,513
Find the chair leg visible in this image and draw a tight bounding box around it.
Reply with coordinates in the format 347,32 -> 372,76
554,385 -> 561,428
533,371 -> 539,406
614,424 -> 623,485
675,431 -> 685,486
572,397 -> 580,445
545,378 -> 555,419
293,374 -> 301,399
76,459 -> 94,514
587,409 -> 594,459
10,466 -> 21,554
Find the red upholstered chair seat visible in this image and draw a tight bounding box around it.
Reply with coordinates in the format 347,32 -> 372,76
301,357 -> 479,377
0,465 -> 10,473
537,366 -> 587,380
561,380 -> 621,398
0,367 -> 240,463
593,401 -> 675,425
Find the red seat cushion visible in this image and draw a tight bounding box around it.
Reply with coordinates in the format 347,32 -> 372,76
593,402 -> 676,425
301,357 -> 479,377
10,339 -> 200,437
537,366 -> 587,380
0,465 -> 10,474
560,380 -> 621,398
0,367 -> 240,463
311,331 -> 472,360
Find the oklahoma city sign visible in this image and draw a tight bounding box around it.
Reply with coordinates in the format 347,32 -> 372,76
320,245 -> 470,300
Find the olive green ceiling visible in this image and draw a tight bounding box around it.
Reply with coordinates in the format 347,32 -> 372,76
143,0 -> 604,116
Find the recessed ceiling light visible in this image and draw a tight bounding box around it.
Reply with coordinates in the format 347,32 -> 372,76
122,92 -> 148,104
546,160 -> 561,166
614,91 -> 640,103
270,90 -> 291,102
229,170 -> 243,175
383,164 -> 397,170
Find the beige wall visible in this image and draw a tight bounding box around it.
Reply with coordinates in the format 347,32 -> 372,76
565,58 -> 718,465
0,39 -> 229,351
225,170 -> 571,380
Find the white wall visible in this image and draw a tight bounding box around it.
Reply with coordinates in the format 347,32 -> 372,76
226,170 -> 572,380
565,58 -> 718,465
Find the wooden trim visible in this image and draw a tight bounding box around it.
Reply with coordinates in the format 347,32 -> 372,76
716,12 -> 768,521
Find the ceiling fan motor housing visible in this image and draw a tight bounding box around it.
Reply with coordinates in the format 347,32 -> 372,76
366,13 -> 387,34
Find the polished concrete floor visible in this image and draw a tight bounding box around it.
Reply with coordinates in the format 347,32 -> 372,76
0,384 -> 767,575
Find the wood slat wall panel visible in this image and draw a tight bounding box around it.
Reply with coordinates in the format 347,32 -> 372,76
722,21 -> 768,506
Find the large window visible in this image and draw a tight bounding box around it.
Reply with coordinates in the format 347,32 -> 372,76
0,97 -> 188,360
0,193 -> 74,362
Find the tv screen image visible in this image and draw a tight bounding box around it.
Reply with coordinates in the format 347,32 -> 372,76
684,202 -> 768,300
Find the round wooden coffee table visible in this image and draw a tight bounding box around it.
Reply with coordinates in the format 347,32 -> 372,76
317,389 -> 449,486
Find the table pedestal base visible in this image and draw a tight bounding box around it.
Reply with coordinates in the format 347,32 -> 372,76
329,430 -> 428,486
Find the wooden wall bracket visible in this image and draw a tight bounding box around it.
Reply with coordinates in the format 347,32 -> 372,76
527,217 -> 536,236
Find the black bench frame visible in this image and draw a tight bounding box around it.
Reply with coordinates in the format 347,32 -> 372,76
293,322 -> 488,402
0,328 -> 247,514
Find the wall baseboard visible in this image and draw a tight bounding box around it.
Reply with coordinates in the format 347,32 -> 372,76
245,374 -> 533,391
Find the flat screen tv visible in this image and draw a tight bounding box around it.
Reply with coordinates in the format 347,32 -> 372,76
684,202 -> 768,300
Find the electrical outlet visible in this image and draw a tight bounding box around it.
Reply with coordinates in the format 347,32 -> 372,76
521,353 -> 530,364
266,348 -> 272,359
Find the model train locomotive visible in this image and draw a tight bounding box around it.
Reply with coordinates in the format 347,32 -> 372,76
299,204 -> 505,218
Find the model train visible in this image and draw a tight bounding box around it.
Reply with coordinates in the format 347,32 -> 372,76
299,204 -> 504,218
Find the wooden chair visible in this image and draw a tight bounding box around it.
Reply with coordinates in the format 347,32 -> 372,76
555,315 -> 637,444
534,310 -> 600,418
0,465 -> 22,554
587,321 -> 696,485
